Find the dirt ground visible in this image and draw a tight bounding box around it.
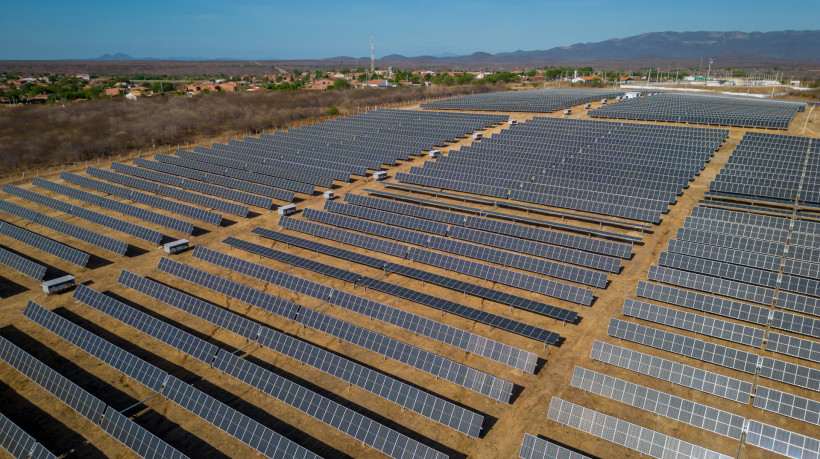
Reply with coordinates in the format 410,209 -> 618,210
0,95 -> 819,459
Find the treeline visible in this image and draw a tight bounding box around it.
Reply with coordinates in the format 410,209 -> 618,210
0,85 -> 499,174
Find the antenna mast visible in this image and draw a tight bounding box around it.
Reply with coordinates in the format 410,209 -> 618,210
370,36 -> 375,74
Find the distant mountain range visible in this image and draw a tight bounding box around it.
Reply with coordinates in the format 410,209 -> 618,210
91,30 -> 819,65
373,30 -> 820,64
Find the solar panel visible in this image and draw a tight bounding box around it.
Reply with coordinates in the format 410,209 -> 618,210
212,350 -> 448,459
159,256 -> 515,402
744,420 -> 820,459
636,281 -> 769,326
753,386 -> 820,426
110,162 -> 273,209
588,92 -> 802,129
519,434 -> 590,459
261,224 -> 572,337
423,88 -> 627,112
23,301 -> 169,392
0,334 -> 186,459
32,177 -> 194,235
99,408 -> 189,459
607,318 -> 759,374
133,158 -> 295,203
547,397 -> 732,459
223,237 -> 561,344
409,247 -> 594,305
161,376 -> 320,459
324,200 -> 448,235
60,171 -> 223,226
354,190 -> 642,247
87,166 -> 249,217
766,332 -> 820,364
194,239 -> 541,370
156,257 -> 301,320
449,225 -> 621,273
570,366 -> 744,439
0,220 -> 89,267
0,332 -> 107,423
622,298 -> 764,347
758,356 -> 820,393
0,246 -> 47,280
0,199 -> 128,255
72,284 -> 220,365
3,184 -> 163,244
590,341 -> 752,403
117,270 -> 484,437
0,412 -> 57,459
647,264 -> 774,305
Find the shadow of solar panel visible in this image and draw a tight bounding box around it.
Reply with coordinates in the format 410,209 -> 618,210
0,333 -> 106,423
3,184 -> 163,245
590,341 -> 752,403
0,220 -> 89,267
32,177 -> 194,235
607,318 -> 759,374
99,408 -> 188,459
547,397 -> 732,459
72,284 -> 219,365
0,412 -> 58,459
61,171 -> 222,226
161,376 -> 320,459
0,246 -> 47,281
223,237 -> 561,345
519,433 -> 590,459
571,366 -> 744,439
23,301 -> 169,391
87,166 -> 249,217
0,200 -> 127,255
117,270 -> 484,437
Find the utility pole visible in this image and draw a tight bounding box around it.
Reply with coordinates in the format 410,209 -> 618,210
370,36 -> 375,75
707,58 -> 713,83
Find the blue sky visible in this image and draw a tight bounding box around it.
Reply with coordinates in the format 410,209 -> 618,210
1,0 -> 817,60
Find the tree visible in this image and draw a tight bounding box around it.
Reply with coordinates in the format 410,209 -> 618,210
327,106 -> 340,116
341,68 -> 350,74
292,68 -> 301,76
332,78 -> 351,89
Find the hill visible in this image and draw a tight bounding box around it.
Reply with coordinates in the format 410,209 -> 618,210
377,30 -> 820,65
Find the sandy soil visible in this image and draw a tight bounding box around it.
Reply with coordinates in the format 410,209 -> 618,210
0,96 -> 818,459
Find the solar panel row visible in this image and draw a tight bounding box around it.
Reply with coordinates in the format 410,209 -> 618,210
117,270 -> 484,437
3,184 -> 163,244
32,177 -> 194,235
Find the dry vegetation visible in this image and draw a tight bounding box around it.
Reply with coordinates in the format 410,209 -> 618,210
0,85 -> 500,175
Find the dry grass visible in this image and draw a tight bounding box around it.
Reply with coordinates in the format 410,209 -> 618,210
0,85 -> 501,175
